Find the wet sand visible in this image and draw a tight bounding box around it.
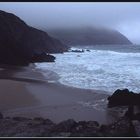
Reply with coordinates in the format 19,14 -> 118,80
0,80 -> 39,112
0,64 -> 122,125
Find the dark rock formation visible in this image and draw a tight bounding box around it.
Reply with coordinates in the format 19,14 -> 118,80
51,119 -> 77,133
47,27 -> 132,46
99,116 -> 136,137
71,49 -> 84,53
132,120 -> 140,136
0,113 -> 3,119
70,121 -> 100,137
132,113 -> 140,121
107,89 -> 140,124
30,53 -> 55,63
86,49 -> 90,52
0,10 -> 68,66
0,114 -> 137,137
108,89 -> 140,108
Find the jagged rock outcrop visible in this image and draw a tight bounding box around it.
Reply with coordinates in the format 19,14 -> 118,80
0,10 -> 68,66
31,53 -> 55,63
47,27 -> 132,46
107,89 -> 140,108
0,114 -> 137,137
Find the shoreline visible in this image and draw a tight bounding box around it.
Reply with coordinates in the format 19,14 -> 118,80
0,64 -> 125,125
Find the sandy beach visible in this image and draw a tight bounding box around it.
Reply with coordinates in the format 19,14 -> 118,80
0,64 -> 124,125
0,80 -> 39,111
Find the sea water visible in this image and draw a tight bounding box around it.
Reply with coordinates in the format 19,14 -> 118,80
35,45 -> 140,94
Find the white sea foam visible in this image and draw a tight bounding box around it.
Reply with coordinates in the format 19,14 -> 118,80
35,47 -> 140,94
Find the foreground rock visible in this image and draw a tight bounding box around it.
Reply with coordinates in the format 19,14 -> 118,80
0,114 -> 137,137
108,89 -> 140,107
107,88 -> 140,136
107,89 -> 140,120
0,10 -> 68,66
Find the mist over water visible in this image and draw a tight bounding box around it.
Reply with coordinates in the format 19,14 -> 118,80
35,45 -> 140,94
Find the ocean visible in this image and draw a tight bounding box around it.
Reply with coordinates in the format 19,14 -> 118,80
35,45 -> 140,94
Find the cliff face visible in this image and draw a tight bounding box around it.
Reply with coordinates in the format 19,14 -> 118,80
47,27 -> 132,46
0,10 -> 68,66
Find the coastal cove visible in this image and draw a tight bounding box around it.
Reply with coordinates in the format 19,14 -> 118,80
0,5 -> 140,137
0,64 -> 137,137
0,64 -> 114,124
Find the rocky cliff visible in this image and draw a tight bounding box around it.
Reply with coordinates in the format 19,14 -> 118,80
0,10 -> 68,66
47,27 -> 132,46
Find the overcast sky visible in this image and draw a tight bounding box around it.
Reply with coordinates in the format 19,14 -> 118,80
0,2 -> 140,44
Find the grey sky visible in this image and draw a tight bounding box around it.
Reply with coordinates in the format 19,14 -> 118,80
0,2 -> 140,44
